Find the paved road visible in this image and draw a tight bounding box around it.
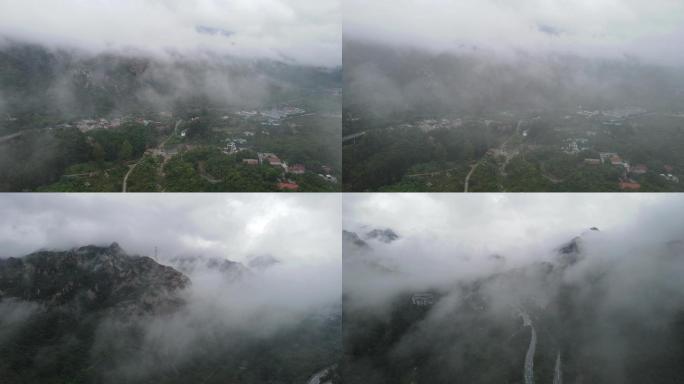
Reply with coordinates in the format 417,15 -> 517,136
123,120 -> 181,192
0,131 -> 23,144
464,119 -> 523,192
407,166 -> 461,178
307,366 -> 333,384
520,310 -> 537,384
122,161 -> 140,192
553,351 -> 562,384
342,131 -> 366,143
463,162 -> 480,192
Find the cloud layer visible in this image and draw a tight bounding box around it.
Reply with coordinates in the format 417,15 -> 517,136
344,193 -> 676,260
344,0 -> 684,64
0,0 -> 341,67
0,193 -> 341,266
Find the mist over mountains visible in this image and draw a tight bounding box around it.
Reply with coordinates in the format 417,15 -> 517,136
0,39 -> 340,124
0,0 -> 341,68
0,195 -> 342,384
344,39 -> 684,131
342,196 -> 684,383
0,243 -> 341,383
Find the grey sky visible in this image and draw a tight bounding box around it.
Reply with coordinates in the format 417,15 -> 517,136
0,193 -> 341,266
0,0 -> 341,67
344,0 -> 684,64
343,193 -> 684,313
344,193 -> 683,263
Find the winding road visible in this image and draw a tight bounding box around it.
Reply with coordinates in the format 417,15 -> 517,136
463,162 -> 480,192
122,120 -> 181,192
0,131 -> 23,144
464,119 -> 524,192
553,351 -> 563,384
520,310 -> 537,384
342,131 -> 366,144
306,366 -> 333,384
122,160 -> 140,192
407,166 -> 461,178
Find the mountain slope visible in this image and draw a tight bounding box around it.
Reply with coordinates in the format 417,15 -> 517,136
0,242 -> 189,313
343,229 -> 684,383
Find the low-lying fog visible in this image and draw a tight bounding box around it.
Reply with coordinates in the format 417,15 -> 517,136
343,194 -> 684,383
343,193 -> 684,311
0,194 -> 341,382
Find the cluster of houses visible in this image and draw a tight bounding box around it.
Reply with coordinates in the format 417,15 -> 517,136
563,137 -> 590,154
260,106 -> 306,126
257,152 -> 283,168
576,106 -> 646,122
660,164 -> 679,183
577,109 -> 601,119
71,116 -> 169,133
239,153 -> 337,190
583,152 -> 679,189
75,118 -> 122,132
392,118 -> 469,134
661,173 -> 680,183
602,107 -> 647,119
574,106 -> 650,128
222,138 -> 249,155
235,106 -> 306,127
414,118 -> 463,133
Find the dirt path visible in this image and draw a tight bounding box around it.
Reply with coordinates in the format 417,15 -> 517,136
197,162 -> 222,184
539,164 -> 564,184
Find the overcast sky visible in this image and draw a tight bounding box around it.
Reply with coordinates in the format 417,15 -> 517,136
344,193 -> 684,262
345,0 -> 684,65
0,193 -> 341,265
0,0 -> 341,67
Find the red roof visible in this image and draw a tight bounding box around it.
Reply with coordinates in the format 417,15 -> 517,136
266,155 -> 281,166
289,164 -> 306,174
242,159 -> 258,166
277,182 -> 299,191
664,165 -> 674,173
610,155 -> 622,165
619,181 -> 641,190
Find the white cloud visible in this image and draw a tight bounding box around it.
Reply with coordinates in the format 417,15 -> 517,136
343,193 -> 675,262
0,193 -> 341,266
0,0 -> 341,67
344,0 -> 684,64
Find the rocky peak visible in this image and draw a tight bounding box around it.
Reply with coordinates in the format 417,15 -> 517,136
168,254 -> 249,281
365,228 -> 400,243
0,244 -> 190,313
343,230 -> 370,250
556,228 -> 599,268
247,254 -> 281,271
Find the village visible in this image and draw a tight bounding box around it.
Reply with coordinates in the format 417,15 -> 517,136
345,104 -> 684,192
20,98 -> 340,192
